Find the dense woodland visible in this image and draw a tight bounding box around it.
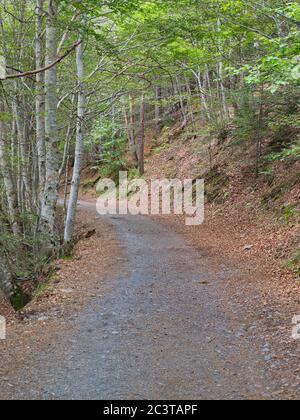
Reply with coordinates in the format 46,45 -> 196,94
0,0 -> 299,306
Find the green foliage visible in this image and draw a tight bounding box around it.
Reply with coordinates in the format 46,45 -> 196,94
287,250 -> 300,276
279,204 -> 300,225
33,282 -> 51,301
91,119 -> 127,181
128,167 -> 140,180
0,226 -> 52,282
205,168 -> 229,203
10,286 -> 31,311
265,143 -> 300,163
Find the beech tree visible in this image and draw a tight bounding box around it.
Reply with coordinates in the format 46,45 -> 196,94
64,40 -> 85,245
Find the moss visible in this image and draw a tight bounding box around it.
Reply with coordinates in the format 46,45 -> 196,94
205,168 -> 229,203
286,250 -> 300,276
10,286 -> 31,311
33,282 -> 50,301
261,172 -> 300,206
60,254 -> 74,261
279,204 -> 300,225
153,142 -> 170,154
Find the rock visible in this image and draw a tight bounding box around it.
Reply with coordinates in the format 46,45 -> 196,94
38,316 -> 49,322
85,229 -> 96,239
244,245 -> 253,251
60,288 -> 73,294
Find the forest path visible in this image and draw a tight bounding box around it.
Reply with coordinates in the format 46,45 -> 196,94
2,200 -> 277,400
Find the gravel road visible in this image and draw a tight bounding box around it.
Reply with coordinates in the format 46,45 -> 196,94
1,201 -> 280,400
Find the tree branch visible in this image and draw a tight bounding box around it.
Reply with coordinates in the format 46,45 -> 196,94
1,40 -> 82,81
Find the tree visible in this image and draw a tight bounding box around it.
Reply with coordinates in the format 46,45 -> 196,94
64,41 -> 85,245
40,0 -> 59,241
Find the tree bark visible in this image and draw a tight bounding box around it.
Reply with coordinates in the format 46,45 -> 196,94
0,99 -> 21,235
64,41 -> 85,245
124,95 -> 138,167
155,86 -> 162,136
40,0 -> 59,239
192,68 -> 211,121
59,94 -> 76,178
0,257 -> 13,298
13,98 -> 32,212
138,94 -> 145,176
35,0 -> 46,210
217,19 -> 229,121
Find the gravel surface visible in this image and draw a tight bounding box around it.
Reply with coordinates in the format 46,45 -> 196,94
0,201 -> 298,400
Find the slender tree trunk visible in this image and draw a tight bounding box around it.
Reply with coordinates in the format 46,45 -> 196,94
218,61 -> 228,120
175,75 -> 187,124
155,86 -> 162,136
256,96 -> 264,177
63,151 -> 70,216
35,0 -> 46,210
193,69 -> 211,121
0,99 -> 21,235
217,19 -> 229,121
124,96 -> 138,167
59,94 -> 75,178
0,257 -> 14,298
13,98 -> 32,211
40,0 -> 59,240
138,94 -> 145,176
64,41 -> 85,245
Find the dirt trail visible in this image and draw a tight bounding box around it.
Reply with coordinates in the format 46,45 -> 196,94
0,201 -> 297,400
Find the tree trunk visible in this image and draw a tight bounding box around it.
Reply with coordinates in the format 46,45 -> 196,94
59,94 -> 76,178
35,0 -> 46,210
217,19 -> 229,121
0,99 -> 21,235
175,75 -> 187,125
40,0 -> 59,240
64,41 -> 85,245
124,95 -> 138,167
0,257 -> 14,298
138,94 -> 145,176
155,86 -> 162,136
192,69 -> 211,121
13,98 -> 32,212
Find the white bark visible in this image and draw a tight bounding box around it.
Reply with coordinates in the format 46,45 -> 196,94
192,68 -> 211,121
64,41 -> 85,244
0,101 -> 21,236
155,86 -> 162,135
217,19 -> 229,120
59,94 -> 75,178
0,257 -> 13,298
0,55 -> 6,80
123,96 -> 138,167
13,99 -> 32,211
138,94 -> 145,176
40,0 -> 59,238
35,0 -> 46,209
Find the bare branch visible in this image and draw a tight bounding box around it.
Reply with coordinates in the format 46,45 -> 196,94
1,41 -> 82,81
